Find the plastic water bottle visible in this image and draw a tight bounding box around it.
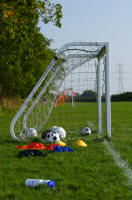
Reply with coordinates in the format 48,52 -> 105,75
25,179 -> 55,189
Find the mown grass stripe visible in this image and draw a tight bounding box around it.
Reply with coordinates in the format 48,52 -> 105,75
104,139 -> 132,185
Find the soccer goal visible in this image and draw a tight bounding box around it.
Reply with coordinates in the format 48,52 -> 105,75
10,42 -> 111,140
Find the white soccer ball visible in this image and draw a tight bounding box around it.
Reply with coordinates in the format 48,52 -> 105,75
50,126 -> 58,132
46,131 -> 60,143
80,127 -> 91,136
25,128 -> 37,137
50,126 -> 66,139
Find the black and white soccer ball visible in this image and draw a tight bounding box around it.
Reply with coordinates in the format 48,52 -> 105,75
25,128 -> 37,137
46,131 -> 60,143
80,127 -> 91,136
50,126 -> 66,139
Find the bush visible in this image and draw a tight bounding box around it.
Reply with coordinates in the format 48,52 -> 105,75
111,92 -> 132,102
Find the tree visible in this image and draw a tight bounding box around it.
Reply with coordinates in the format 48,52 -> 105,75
0,0 -> 62,97
80,90 -> 97,102
82,90 -> 97,97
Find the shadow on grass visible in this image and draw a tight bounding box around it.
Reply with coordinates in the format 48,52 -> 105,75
67,184 -> 81,191
0,136 -> 43,145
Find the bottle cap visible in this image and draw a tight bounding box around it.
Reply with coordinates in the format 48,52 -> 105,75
47,180 -> 55,189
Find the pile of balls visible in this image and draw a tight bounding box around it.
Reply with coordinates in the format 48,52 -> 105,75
24,126 -> 92,143
42,126 -> 66,144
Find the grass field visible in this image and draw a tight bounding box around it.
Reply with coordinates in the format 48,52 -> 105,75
0,102 -> 132,200
111,102 -> 132,168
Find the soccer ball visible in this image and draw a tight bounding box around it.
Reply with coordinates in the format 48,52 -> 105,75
50,126 -> 66,139
25,128 -> 37,137
80,127 -> 91,136
46,131 -> 60,143
50,126 -> 58,132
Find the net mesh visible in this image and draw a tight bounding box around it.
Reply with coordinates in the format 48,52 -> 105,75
12,43 -> 106,139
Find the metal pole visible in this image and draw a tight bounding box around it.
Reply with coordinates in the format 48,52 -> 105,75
10,58 -> 57,140
97,59 -> 102,133
105,43 -> 111,137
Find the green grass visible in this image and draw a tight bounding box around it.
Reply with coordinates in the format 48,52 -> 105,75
0,103 -> 132,199
111,102 -> 132,168
23,102 -> 98,138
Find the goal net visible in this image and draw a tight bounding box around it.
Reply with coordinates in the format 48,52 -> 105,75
10,42 -> 111,140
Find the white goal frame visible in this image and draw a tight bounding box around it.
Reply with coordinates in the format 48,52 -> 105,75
10,42 -> 111,140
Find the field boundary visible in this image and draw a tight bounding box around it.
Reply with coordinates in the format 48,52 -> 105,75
104,139 -> 132,185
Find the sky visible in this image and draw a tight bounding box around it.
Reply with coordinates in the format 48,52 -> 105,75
39,0 -> 132,94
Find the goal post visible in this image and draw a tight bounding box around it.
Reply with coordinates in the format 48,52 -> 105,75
105,43 -> 111,137
10,42 -> 111,140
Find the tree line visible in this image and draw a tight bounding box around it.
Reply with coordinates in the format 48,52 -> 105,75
72,90 -> 132,102
111,92 -> 132,101
0,0 -> 62,98
1,1 -> 132,104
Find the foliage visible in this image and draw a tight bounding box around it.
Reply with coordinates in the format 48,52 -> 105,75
0,0 -> 62,97
111,92 -> 132,102
81,90 -> 97,97
75,90 -> 97,102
